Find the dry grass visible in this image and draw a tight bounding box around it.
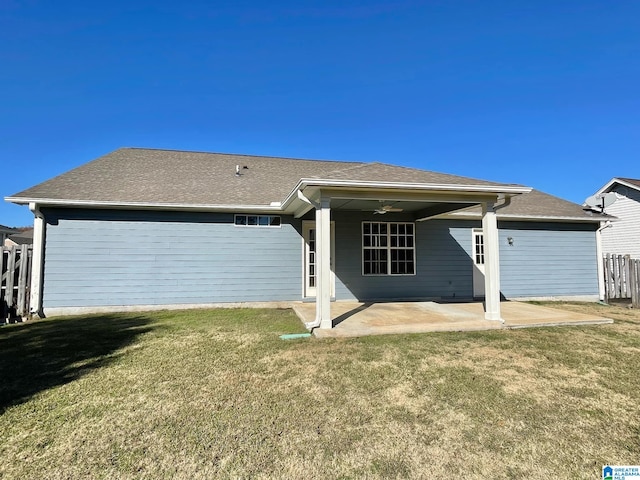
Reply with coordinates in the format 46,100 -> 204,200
1,303 -> 639,479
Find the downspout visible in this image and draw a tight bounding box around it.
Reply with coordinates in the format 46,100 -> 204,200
596,220 -> 612,302
29,202 -> 45,318
297,189 -> 322,330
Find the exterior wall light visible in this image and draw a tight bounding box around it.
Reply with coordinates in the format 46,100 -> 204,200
507,236 -> 514,246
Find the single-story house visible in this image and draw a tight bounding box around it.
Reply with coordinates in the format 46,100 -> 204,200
6,148 -> 608,329
589,177 -> 640,258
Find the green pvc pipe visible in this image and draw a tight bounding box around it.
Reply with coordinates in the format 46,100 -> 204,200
280,333 -> 312,340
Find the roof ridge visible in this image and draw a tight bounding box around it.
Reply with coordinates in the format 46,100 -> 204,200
370,161 -> 525,187
120,147 -> 363,165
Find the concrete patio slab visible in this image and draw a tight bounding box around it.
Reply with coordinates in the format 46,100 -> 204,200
292,301 -> 613,338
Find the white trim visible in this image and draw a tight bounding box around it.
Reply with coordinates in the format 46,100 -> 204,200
361,221 -> 416,276
281,180 -> 531,209
443,211 -> 606,223
472,228 -> 486,298
233,214 -> 282,227
5,197 -> 283,213
482,202 -> 502,321
302,220 -> 335,298
595,177 -> 640,196
29,203 -> 45,317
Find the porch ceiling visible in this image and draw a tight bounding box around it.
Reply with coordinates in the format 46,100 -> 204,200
329,198 -> 478,220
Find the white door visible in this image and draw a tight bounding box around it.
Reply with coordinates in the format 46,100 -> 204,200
472,228 -> 486,297
303,221 -> 335,298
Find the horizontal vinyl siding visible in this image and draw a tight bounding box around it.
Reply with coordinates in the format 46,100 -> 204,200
333,213 -> 475,300
42,209 -> 302,308
600,186 -> 640,258
498,222 -> 598,298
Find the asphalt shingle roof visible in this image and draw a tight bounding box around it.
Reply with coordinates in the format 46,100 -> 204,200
462,189 -> 604,219
7,147 -> 599,221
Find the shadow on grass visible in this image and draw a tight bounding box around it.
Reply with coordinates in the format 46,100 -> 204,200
0,314 -> 155,413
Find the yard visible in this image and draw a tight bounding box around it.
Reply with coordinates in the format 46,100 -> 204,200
1,303 -> 639,479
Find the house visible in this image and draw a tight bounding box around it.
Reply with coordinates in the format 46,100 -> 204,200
4,228 -> 33,247
5,148 -> 607,328
590,177 -> 640,258
0,224 -> 18,247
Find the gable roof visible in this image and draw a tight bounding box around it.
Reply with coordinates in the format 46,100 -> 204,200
596,177 -> 640,196
5,147 -> 600,222
7,147 -> 523,207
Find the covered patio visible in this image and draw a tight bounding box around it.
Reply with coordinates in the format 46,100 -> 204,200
293,300 -> 613,338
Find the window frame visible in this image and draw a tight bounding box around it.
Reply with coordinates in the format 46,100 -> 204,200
362,221 -> 416,276
234,214 -> 282,228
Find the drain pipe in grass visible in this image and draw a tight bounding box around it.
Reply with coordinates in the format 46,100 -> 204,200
280,333 -> 312,340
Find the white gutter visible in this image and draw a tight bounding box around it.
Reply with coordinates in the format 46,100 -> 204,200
596,221 -> 613,301
5,197 -> 283,213
444,212 -> 607,223
29,202 -> 45,317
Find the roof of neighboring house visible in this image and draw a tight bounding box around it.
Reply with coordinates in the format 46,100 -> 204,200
596,177 -> 640,195
0,224 -> 18,234
7,228 -> 33,245
6,147 -> 603,222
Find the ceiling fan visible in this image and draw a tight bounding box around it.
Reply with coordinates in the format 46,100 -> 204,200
368,201 -> 403,215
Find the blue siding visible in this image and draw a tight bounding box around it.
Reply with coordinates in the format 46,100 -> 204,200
40,208 -> 600,309
498,221 -> 599,297
332,213 -> 475,300
42,209 -> 303,308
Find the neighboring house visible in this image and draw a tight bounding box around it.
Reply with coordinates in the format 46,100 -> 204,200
0,224 -> 18,247
591,178 -> 640,258
5,148 -> 607,328
4,228 -> 33,247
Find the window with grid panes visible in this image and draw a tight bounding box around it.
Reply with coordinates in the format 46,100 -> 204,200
363,222 -> 415,275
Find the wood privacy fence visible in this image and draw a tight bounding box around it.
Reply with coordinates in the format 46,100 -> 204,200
1,244 -> 33,322
603,253 -> 640,307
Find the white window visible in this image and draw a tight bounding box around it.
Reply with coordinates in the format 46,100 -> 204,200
234,215 -> 281,227
473,230 -> 485,265
362,222 -> 415,275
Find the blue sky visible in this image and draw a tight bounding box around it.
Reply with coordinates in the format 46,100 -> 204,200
1,0 -> 638,226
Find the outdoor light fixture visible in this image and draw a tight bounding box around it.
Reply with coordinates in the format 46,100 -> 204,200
507,236 -> 514,246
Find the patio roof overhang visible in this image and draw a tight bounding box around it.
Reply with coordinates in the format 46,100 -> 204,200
281,179 -> 532,220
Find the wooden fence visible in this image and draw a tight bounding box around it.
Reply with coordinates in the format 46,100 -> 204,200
603,253 -> 640,307
1,244 -> 33,322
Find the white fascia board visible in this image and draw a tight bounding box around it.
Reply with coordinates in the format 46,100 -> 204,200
280,179 -> 532,209
595,177 -> 640,196
4,197 -> 283,214
443,211 -> 608,223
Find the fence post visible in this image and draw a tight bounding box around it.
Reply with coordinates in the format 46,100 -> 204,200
16,244 -> 29,317
603,253 -> 613,301
632,259 -> 640,309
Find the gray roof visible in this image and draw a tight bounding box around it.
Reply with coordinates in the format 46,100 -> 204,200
7,147 -> 599,221
8,148 -> 518,206
461,189 -> 606,220
7,229 -> 33,245
615,177 -> 640,189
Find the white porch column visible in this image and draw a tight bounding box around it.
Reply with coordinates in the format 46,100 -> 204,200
29,203 -> 45,317
482,202 -> 502,321
315,196 -> 332,329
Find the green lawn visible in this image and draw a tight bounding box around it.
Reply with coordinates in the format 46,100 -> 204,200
1,303 -> 639,479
